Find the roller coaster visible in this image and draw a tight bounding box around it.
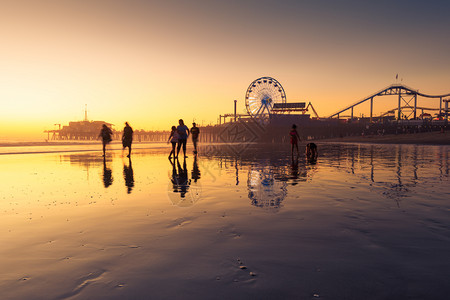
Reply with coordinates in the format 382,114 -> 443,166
327,84 -> 450,122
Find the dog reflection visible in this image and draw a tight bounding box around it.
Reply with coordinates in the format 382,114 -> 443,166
306,143 -> 318,164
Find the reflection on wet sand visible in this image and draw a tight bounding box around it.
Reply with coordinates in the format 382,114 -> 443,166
1,143 -> 449,300
56,143 -> 449,210
317,143 -> 449,203
197,146 -> 316,209
102,157 -> 113,188
171,158 -> 189,198
247,167 -> 287,209
168,156 -> 202,207
58,153 -> 137,193
196,143 -> 448,209
123,157 -> 134,193
191,155 -> 201,183
318,143 -> 449,177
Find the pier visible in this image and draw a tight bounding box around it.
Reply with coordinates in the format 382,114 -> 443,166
45,83 -> 450,144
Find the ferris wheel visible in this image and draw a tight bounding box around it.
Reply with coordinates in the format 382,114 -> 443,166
245,76 -> 286,122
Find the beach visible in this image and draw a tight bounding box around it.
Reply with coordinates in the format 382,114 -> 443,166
1,143 -> 449,299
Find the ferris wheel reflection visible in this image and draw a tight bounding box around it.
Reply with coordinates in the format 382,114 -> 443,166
247,167 -> 288,209
246,157 -> 313,210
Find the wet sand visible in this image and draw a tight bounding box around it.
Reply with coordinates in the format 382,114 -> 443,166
318,130 -> 450,145
1,144 -> 449,299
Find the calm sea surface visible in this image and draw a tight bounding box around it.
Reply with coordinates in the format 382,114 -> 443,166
0,143 -> 449,299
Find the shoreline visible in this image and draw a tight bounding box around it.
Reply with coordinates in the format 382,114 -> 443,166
1,131 -> 449,149
315,131 -> 450,145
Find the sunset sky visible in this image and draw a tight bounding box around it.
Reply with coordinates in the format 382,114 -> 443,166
1,0 -> 449,139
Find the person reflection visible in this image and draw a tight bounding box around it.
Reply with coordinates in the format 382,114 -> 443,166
170,158 -> 178,191
102,157 -> 113,188
177,158 -> 190,198
123,157 -> 134,194
170,158 -> 191,198
291,156 -> 299,183
191,154 -> 201,183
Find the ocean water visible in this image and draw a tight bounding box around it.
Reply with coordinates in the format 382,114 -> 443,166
0,143 -> 449,299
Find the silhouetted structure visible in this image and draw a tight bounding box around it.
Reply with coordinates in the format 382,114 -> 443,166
45,83 -> 449,144
328,84 -> 450,122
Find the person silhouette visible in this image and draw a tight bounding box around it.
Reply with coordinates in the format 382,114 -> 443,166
176,119 -> 190,158
99,124 -> 113,157
102,157 -> 113,188
122,122 -> 133,158
190,122 -> 200,154
123,157 -> 134,193
167,126 -> 179,159
289,124 -> 301,157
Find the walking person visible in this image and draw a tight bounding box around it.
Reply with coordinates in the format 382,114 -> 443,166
176,119 -> 190,158
122,122 -> 133,157
290,124 -> 300,157
190,122 -> 200,154
167,125 -> 179,159
99,124 -> 113,157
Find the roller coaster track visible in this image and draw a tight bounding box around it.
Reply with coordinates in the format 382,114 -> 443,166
378,106 -> 440,117
327,84 -> 450,119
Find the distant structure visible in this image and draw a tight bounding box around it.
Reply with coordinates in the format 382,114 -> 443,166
45,106 -> 169,142
45,106 -> 114,140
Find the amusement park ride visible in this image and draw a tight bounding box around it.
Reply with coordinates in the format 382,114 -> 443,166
327,84 -> 450,122
219,76 -> 319,125
220,77 -> 450,125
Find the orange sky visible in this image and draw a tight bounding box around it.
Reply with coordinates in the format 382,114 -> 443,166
1,0 -> 449,139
